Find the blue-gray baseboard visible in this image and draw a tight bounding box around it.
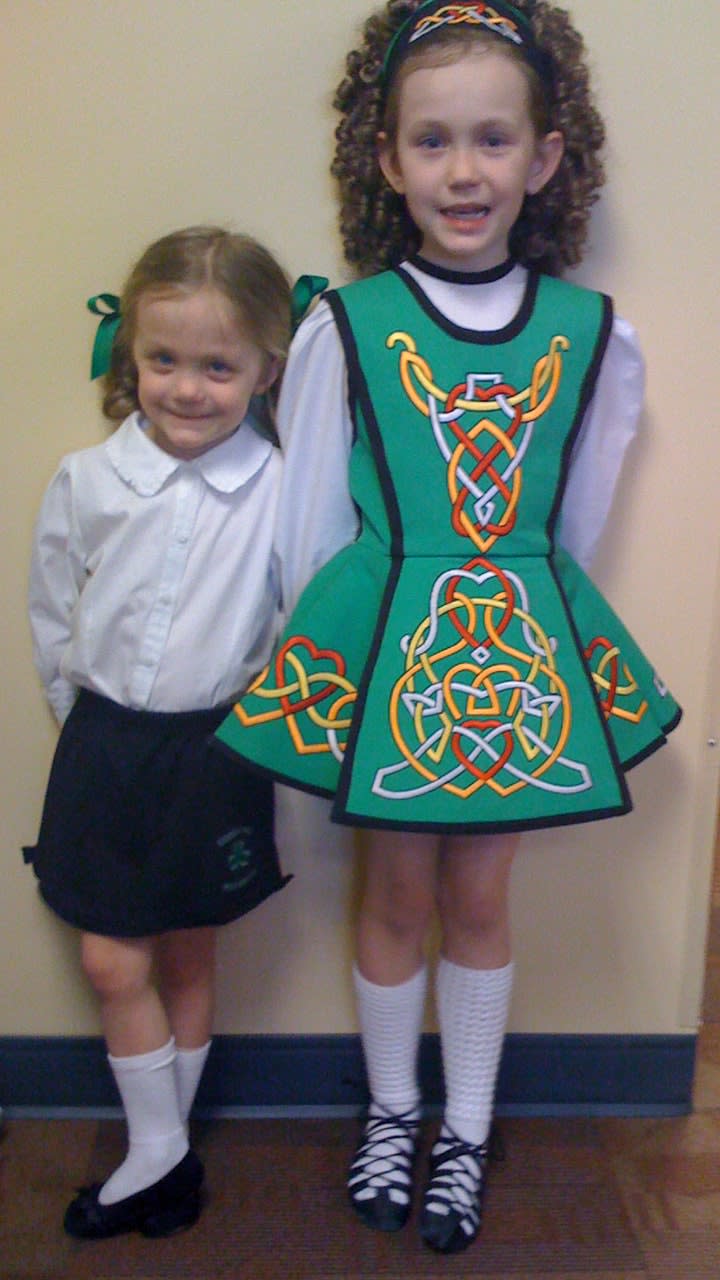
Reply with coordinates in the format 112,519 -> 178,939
0,1032 -> 696,1117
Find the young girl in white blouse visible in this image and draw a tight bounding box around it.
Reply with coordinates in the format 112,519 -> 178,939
26,225 -> 292,1239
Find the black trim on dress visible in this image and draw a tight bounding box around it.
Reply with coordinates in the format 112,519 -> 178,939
406,255 -> 517,285
394,266 -> 540,345
547,292 -> 614,550
327,288 -> 408,817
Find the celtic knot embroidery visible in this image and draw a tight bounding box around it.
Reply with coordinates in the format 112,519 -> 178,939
388,329 -> 567,554
373,558 -> 592,800
365,330 -> 599,800
584,635 -> 649,724
232,634 -> 355,763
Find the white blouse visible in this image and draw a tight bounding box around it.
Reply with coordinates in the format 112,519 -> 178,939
29,412 -> 282,723
274,262 -> 644,616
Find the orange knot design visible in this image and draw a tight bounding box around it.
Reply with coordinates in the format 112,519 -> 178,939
584,635 -> 649,725
232,635 -> 357,761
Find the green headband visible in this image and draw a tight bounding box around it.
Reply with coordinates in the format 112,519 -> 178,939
382,1 -> 553,96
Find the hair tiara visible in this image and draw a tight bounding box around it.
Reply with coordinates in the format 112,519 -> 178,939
381,1 -> 553,96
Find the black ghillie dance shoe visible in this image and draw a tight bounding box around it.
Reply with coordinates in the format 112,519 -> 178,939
348,1108 -> 420,1232
420,1127 -> 492,1254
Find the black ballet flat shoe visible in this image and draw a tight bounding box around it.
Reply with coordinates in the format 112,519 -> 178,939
63,1149 -> 204,1239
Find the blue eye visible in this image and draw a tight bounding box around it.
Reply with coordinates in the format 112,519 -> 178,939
208,359 -> 232,376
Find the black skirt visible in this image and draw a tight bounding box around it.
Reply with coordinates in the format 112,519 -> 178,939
24,689 -> 290,937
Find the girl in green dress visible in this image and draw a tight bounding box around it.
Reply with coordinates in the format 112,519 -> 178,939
217,0 -> 681,1253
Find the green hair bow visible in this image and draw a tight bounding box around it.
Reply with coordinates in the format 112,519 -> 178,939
87,293 -> 122,380
290,274 -> 328,331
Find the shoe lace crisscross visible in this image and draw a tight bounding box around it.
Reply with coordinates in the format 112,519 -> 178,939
421,1129 -> 490,1250
348,1109 -> 419,1211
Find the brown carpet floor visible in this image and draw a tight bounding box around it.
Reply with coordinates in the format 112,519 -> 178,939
2,1026 -> 720,1280
3,889 -> 720,1279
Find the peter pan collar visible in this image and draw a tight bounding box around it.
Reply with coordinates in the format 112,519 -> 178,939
106,411 -> 275,496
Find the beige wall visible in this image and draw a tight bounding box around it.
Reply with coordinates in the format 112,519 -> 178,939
1,1 -> 718,1040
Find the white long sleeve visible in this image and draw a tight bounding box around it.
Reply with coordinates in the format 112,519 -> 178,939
556,315 -> 644,568
275,304 -> 358,616
29,468 -> 86,723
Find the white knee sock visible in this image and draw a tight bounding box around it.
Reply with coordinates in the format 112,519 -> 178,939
436,957 -> 514,1146
353,964 -> 427,1116
99,1038 -> 188,1205
175,1040 -> 212,1125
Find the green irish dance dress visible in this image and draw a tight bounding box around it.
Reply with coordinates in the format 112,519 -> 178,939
217,267 -> 680,831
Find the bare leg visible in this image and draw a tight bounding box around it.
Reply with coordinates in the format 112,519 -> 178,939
80,932 -> 169,1056
437,831 -> 518,969
156,927 -> 217,1123
155,927 -> 216,1049
77,932 -> 187,1207
356,829 -> 438,983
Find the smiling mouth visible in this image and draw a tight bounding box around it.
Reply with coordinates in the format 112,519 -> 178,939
442,205 -> 490,221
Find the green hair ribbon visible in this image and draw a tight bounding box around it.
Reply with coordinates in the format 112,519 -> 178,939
290,274 -> 328,332
87,293 -> 121,380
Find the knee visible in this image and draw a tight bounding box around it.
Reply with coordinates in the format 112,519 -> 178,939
363,875 -> 436,944
80,934 -> 153,1002
157,930 -> 216,994
438,881 -> 508,942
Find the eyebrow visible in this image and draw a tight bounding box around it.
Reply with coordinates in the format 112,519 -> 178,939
407,115 -> 516,132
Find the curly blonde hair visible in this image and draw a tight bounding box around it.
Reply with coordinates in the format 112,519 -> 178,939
332,0 -> 605,276
102,226 -> 292,436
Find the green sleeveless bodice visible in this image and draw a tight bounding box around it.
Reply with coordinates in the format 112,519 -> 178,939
342,269 -> 607,564
217,269 -> 680,831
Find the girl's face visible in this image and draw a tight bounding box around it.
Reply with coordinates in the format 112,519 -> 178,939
132,286 -> 278,460
379,48 -> 563,273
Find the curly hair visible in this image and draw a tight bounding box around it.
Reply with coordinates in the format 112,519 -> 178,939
332,0 -> 606,276
102,226 -> 292,437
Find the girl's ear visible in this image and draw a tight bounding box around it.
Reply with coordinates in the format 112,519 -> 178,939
255,354 -> 282,396
526,130 -> 564,196
377,131 -> 405,195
